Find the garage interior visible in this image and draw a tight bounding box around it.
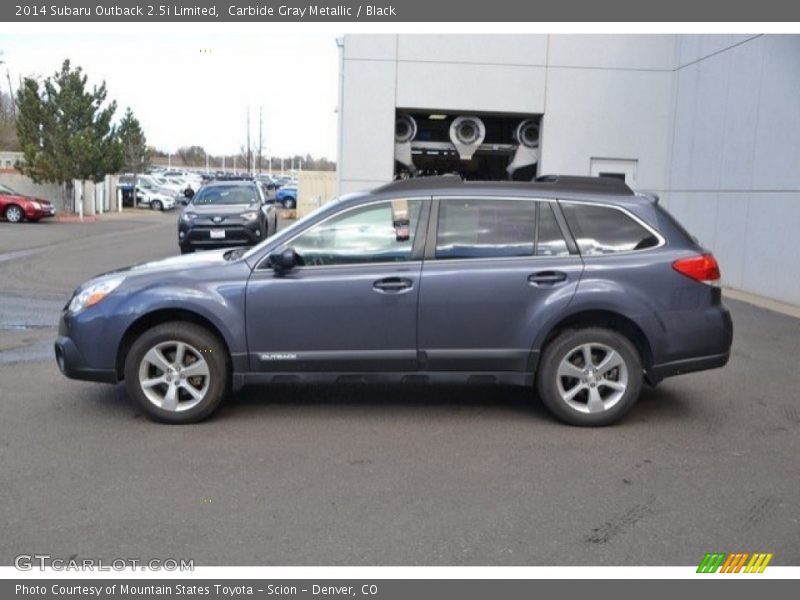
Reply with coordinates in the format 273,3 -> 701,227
394,110 -> 542,181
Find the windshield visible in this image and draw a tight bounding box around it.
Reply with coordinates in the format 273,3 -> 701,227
192,185 -> 258,205
0,183 -> 18,195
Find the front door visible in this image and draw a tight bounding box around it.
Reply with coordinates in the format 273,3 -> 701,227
418,197 -> 583,372
245,198 -> 427,373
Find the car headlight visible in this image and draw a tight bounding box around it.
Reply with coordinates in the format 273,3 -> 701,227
68,276 -> 125,314
241,211 -> 258,221
181,212 -> 197,222
31,201 -> 41,210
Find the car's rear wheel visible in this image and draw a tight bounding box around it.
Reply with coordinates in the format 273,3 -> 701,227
283,198 -> 296,209
124,322 -> 228,424
536,327 -> 642,426
5,204 -> 24,223
151,200 -> 163,211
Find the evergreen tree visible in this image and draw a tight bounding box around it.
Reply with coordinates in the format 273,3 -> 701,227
118,107 -> 149,173
15,59 -> 122,210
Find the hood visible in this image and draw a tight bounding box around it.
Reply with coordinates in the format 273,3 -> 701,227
130,248 -> 233,274
4,193 -> 51,205
89,249 -> 235,284
187,203 -> 257,216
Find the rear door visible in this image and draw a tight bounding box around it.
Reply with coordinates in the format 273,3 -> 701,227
417,196 -> 583,372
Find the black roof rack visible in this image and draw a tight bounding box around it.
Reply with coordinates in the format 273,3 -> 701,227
373,174 -> 634,196
534,174 -> 634,195
373,175 -> 463,193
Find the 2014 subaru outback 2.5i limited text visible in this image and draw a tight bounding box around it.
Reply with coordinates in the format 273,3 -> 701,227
55,175 -> 732,426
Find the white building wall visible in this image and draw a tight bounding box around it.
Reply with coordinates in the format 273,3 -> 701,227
665,35 -> 800,305
338,34 -> 800,305
339,34 -> 676,194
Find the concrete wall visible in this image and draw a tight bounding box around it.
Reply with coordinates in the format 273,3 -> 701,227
297,170 -> 337,217
338,34 -> 676,194
663,35 -> 800,306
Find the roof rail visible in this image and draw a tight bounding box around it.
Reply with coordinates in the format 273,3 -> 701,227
535,174 -> 634,195
372,173 -> 635,196
373,174 -> 463,193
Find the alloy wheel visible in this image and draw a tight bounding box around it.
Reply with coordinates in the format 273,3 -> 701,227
137,340 -> 210,412
6,206 -> 22,223
556,343 -> 629,414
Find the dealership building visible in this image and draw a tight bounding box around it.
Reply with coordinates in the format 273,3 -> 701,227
336,34 -> 800,306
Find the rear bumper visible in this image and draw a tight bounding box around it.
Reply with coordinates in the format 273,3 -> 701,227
647,305 -> 733,383
54,336 -> 118,384
647,350 -> 730,383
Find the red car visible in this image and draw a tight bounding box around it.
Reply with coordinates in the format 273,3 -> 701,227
0,183 -> 56,223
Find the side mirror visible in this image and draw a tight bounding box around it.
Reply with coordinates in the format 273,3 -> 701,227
269,247 -> 297,272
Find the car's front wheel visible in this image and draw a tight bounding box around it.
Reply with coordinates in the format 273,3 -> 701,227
124,322 -> 228,423
5,204 -> 24,223
536,327 -> 642,426
151,200 -> 163,211
283,198 -> 296,209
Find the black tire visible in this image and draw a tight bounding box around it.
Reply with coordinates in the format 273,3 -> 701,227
4,204 -> 24,223
284,198 -> 296,209
123,322 -> 229,424
536,327 -> 643,427
180,245 -> 194,254
152,200 -> 163,211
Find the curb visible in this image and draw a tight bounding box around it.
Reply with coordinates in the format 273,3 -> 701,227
55,214 -> 97,223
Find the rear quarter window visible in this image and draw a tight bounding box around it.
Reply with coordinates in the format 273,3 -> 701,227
560,202 -> 660,255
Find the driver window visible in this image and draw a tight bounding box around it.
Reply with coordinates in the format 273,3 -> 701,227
290,199 -> 422,267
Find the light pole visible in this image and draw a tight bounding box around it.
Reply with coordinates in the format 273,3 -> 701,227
0,59 -> 15,118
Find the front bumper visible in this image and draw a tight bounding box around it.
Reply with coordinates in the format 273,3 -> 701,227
54,336 -> 117,383
28,206 -> 56,219
179,222 -> 263,249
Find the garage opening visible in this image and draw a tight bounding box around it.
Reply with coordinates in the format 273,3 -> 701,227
394,110 -> 542,182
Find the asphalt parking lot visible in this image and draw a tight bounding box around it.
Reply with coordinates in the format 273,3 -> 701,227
1,212 -> 798,566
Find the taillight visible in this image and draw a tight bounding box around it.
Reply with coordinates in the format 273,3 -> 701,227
672,254 -> 721,285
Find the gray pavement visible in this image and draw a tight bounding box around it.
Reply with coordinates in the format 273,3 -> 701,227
0,213 -> 798,566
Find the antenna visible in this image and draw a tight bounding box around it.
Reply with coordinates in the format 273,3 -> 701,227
258,106 -> 263,175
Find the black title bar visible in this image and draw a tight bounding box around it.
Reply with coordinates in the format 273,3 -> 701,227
5,0 -> 800,22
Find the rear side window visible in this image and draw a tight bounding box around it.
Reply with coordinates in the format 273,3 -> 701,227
436,199 -> 536,259
536,203 -> 570,257
560,202 -> 659,255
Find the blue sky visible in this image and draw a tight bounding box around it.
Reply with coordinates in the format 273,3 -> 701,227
0,32 -> 340,159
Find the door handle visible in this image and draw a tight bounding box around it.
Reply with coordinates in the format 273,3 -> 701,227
373,277 -> 413,293
528,271 -> 568,286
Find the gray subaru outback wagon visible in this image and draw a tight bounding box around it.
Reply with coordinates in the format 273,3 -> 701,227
55,175 -> 732,426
